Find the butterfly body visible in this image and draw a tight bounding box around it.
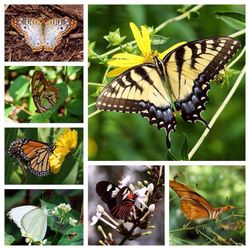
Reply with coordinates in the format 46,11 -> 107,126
31,71 -> 59,113
8,138 -> 55,176
96,37 -> 241,148
8,205 -> 48,242
11,17 -> 77,52
96,181 -> 136,221
170,180 -> 234,221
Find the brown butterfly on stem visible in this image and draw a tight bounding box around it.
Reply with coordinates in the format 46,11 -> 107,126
170,180 -> 234,221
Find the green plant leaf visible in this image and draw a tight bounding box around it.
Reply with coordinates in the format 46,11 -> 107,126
9,76 -> 30,101
215,11 -> 245,30
179,134 -> 188,160
5,234 -> 15,245
67,99 -> 83,116
5,128 -> 18,184
66,66 -> 82,77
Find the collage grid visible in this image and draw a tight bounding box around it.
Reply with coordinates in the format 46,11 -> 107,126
1,0 -> 248,248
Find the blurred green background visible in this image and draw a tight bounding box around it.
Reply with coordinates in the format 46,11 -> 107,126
88,5 -> 245,160
5,128 -> 83,184
5,189 -> 83,245
169,165 -> 245,245
5,66 -> 83,123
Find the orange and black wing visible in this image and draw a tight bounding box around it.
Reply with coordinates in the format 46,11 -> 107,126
8,138 -> 55,176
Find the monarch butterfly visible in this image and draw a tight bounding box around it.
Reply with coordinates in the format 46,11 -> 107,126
31,71 -> 59,113
8,138 -> 55,176
96,181 -> 136,221
170,180 -> 234,221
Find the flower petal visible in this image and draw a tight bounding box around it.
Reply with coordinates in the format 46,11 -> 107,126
107,67 -> 130,77
130,22 -> 151,56
141,25 -> 151,55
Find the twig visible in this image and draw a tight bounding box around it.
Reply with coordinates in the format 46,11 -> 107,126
196,228 -> 220,245
154,5 -> 203,33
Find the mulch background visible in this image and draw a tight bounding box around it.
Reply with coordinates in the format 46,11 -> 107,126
5,5 -> 83,61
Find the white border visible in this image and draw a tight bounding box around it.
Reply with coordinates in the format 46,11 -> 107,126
1,0 -> 248,249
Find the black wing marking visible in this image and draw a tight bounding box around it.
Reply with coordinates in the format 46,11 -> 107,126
96,63 -> 176,148
164,37 -> 241,125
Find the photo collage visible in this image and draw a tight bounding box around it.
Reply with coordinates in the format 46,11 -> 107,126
2,1 -> 246,248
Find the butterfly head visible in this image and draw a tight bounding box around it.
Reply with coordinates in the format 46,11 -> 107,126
217,205 -> 235,215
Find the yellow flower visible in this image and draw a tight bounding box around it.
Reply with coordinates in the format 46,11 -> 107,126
107,22 -> 186,77
49,129 -> 78,174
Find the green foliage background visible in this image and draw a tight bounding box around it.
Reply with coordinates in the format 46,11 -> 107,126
88,5 -> 245,160
169,165 -> 245,245
5,66 -> 83,123
5,190 -> 83,245
5,128 -> 83,184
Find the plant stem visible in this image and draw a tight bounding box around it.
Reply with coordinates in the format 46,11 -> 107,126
154,5 -> 203,33
118,224 -> 137,245
88,110 -> 101,118
196,228 -> 220,245
88,82 -> 106,87
230,28 -> 246,38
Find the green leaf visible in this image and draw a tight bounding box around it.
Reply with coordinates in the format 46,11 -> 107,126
151,35 -> 169,46
167,150 -> 178,161
68,80 -> 83,97
5,128 -> 18,184
215,11 -> 245,30
5,234 -> 15,245
58,225 -> 83,245
9,76 -> 30,101
66,67 -> 82,77
4,105 -> 14,118
67,99 -> 83,116
30,112 -> 52,123
179,134 -> 188,160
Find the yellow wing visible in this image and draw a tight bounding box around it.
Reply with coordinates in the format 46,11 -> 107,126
96,37 -> 241,148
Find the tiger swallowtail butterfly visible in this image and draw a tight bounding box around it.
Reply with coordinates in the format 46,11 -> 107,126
96,37 -> 241,148
170,180 -> 234,221
31,71 -> 59,113
96,181 -> 136,221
